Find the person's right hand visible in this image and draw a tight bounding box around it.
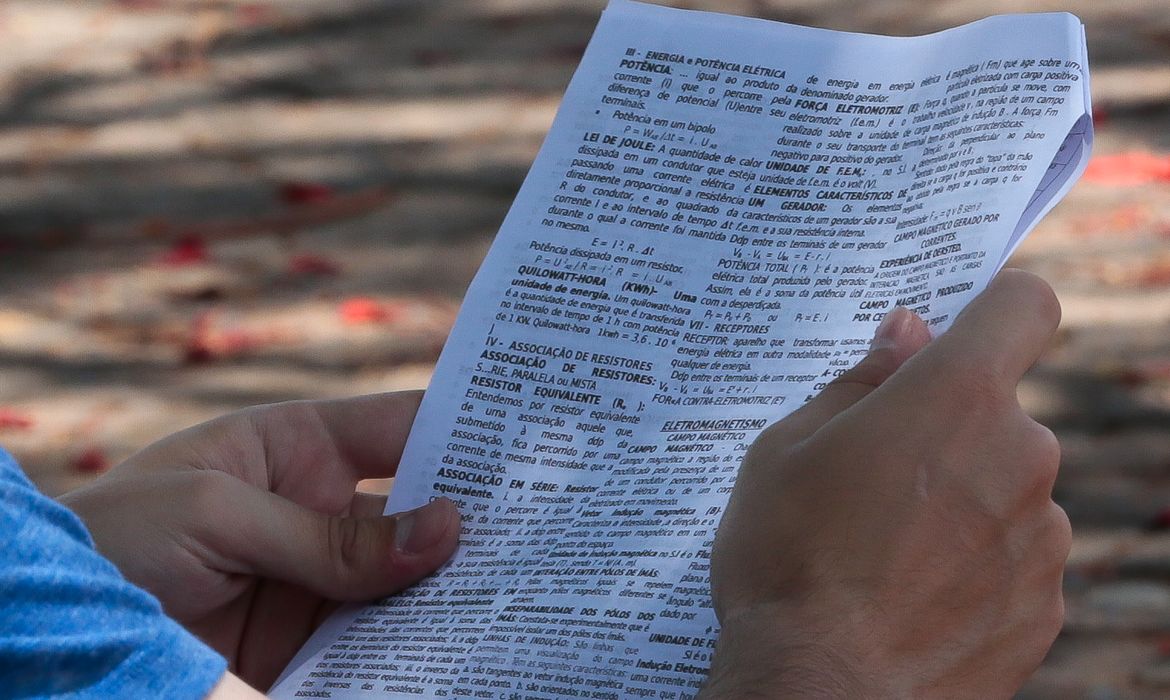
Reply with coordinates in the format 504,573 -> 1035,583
701,269 -> 1070,699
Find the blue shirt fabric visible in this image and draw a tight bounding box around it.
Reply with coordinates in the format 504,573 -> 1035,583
0,448 -> 227,699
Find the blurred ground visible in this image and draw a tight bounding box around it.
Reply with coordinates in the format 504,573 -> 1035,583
3,0 -> 1170,696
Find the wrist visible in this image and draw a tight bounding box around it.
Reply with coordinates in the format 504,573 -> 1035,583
699,606 -> 877,699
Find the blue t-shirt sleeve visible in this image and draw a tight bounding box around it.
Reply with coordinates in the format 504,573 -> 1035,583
0,448 -> 228,699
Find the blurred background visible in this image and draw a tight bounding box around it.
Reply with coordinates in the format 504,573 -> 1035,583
1,0 -> 1169,696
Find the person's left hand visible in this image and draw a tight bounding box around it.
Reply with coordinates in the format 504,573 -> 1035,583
60,391 -> 460,691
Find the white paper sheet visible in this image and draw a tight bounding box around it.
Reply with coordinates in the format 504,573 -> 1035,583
272,3 -> 1091,698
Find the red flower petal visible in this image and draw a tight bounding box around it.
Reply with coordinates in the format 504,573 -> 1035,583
182,311 -> 216,364
1083,152 -> 1170,187
289,253 -> 342,276
160,234 -> 209,266
279,181 -> 336,206
183,341 -> 215,364
73,448 -> 110,475
340,297 -> 400,325
1092,104 -> 1110,128
220,330 -> 262,354
0,408 -> 34,431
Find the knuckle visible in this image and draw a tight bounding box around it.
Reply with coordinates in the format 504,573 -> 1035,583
1037,594 -> 1066,644
1028,275 -> 1062,330
1046,503 -> 1073,561
1028,502 -> 1072,579
1019,422 -> 1062,497
185,469 -> 234,511
829,352 -> 899,393
1032,422 -> 1062,469
327,516 -> 366,582
751,419 -> 790,447
1039,288 -> 1062,330
997,269 -> 1062,328
180,470 -> 245,547
745,421 -> 801,463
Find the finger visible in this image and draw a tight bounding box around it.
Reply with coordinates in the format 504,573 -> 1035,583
766,306 -> 931,444
235,582 -> 326,690
310,391 -> 425,480
350,491 -> 389,518
907,269 -> 1060,392
244,391 -> 424,483
209,480 -> 460,601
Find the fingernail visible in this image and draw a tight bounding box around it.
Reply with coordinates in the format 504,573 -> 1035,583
395,499 -> 455,554
869,307 -> 910,352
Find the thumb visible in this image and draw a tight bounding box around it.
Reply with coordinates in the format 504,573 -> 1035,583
771,307 -> 932,444
211,484 -> 461,601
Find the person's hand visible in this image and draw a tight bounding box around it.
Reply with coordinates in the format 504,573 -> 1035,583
701,270 -> 1070,699
60,392 -> 460,691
